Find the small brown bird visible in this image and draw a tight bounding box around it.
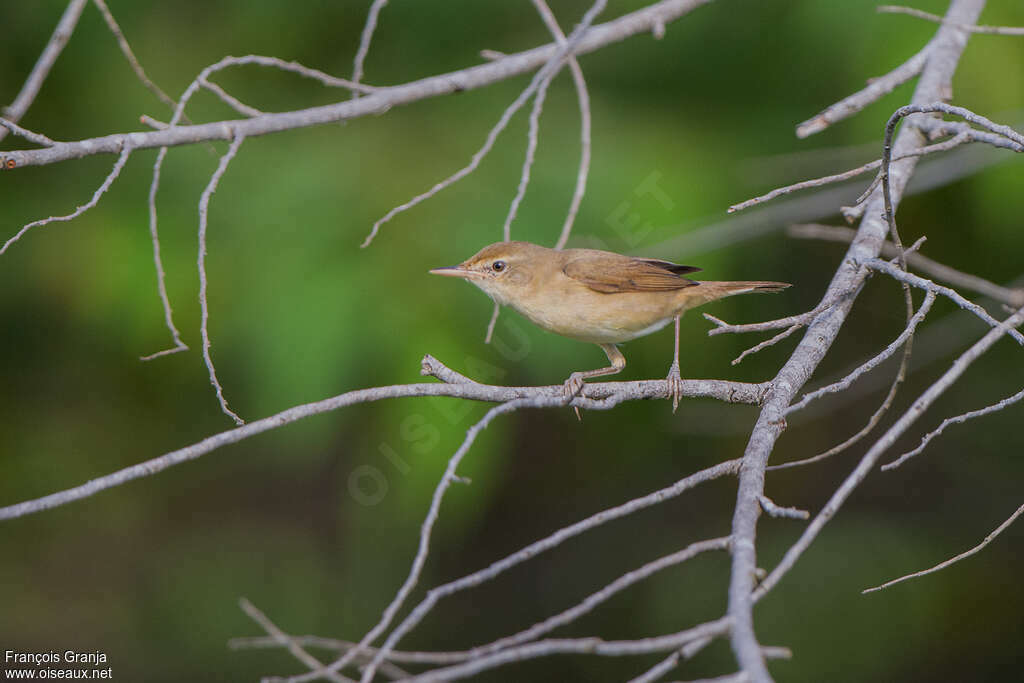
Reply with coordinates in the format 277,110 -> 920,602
431,241 -> 790,410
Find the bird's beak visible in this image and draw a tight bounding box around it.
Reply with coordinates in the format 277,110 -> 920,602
429,265 -> 480,279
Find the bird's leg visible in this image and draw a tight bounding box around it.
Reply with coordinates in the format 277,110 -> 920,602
666,315 -> 684,413
563,343 -> 626,402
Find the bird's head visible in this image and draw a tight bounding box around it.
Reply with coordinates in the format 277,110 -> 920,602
429,241 -> 543,306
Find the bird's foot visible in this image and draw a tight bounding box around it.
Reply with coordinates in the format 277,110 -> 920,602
666,363 -> 684,413
562,372 -> 586,403
562,373 -> 586,421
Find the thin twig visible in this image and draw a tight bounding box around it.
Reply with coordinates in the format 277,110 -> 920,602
501,71 -> 553,241
1,143 -> 132,256
628,645 -> 788,683
864,258 -> 1024,346
483,301 -> 501,344
351,0 -> 390,97
197,134 -> 247,425
360,0 -> 609,248
729,132 -> 972,213
789,224 -> 1024,307
461,537 -> 730,658
769,292 -> 936,472
328,459 -> 740,683
399,618 -> 733,683
335,393 -> 623,683
0,0 -> 88,143
0,117 -> 57,147
882,385 -> 1024,471
230,636 -> 467,665
141,54 -> 366,361
863,502 -> 1024,593
531,0 -> 592,251
878,5 -> 1024,35
758,495 -> 809,520
729,324 -> 803,365
91,0 -> 180,111
756,304 -> 1024,603
0,2 -> 724,170
795,44 -> 930,138
786,291 -> 936,415
140,145 -> 189,361
238,598 -> 354,683
201,79 -> 263,117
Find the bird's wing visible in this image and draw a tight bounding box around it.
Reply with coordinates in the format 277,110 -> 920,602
562,253 -> 701,293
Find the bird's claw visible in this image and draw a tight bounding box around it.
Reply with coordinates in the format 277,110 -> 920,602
562,372 -> 586,403
666,364 -> 684,413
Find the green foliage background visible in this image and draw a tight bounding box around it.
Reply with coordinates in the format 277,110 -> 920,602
1,1 -> 1022,680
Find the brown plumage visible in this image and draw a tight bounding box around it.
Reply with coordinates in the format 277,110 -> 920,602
431,241 -> 791,410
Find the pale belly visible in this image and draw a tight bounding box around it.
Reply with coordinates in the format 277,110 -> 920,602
510,289 -> 687,344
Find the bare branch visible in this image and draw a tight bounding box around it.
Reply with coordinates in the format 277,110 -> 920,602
345,397 -> 574,682
0,117 -> 57,147
864,258 -> 1024,346
483,301 -> 501,344
399,618 -> 732,683
307,460 -> 741,683
758,495 -> 809,520
796,45 -> 929,138
630,646 -> 789,683
239,598 -> 354,683
729,324 -> 803,366
878,5 -> 1024,35
1,143 -> 132,255
0,360 -> 759,522
0,0 -> 88,143
530,0 -> 593,251
789,224 -> 1024,307
360,0 -> 609,248
351,0 -> 390,95
863,502 -> 1024,593
197,134 -> 247,425
882,385 -> 1024,471
729,132 -> 972,213
785,291 -> 936,415
730,3 -> 986,679
501,70 -> 552,241
756,303 -> 1024,603
465,537 -> 730,656
230,635 -> 467,666
139,145 -> 189,361
201,79 -> 263,117
1,0 -> 717,170
91,0 -> 179,112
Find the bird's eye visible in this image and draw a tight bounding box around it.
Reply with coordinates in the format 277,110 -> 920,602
492,260 -> 507,272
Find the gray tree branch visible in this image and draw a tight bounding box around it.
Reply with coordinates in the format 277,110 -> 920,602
0,0 -> 713,170
726,2 -> 985,680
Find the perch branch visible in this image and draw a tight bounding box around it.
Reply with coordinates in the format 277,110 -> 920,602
0,356 -> 762,522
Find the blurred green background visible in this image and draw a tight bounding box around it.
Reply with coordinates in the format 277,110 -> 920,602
2,1 -> 1023,680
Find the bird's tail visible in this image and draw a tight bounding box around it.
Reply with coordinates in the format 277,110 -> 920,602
708,281 -> 791,294
683,280 -> 792,308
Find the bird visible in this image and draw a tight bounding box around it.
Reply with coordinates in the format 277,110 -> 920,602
430,241 -> 790,411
